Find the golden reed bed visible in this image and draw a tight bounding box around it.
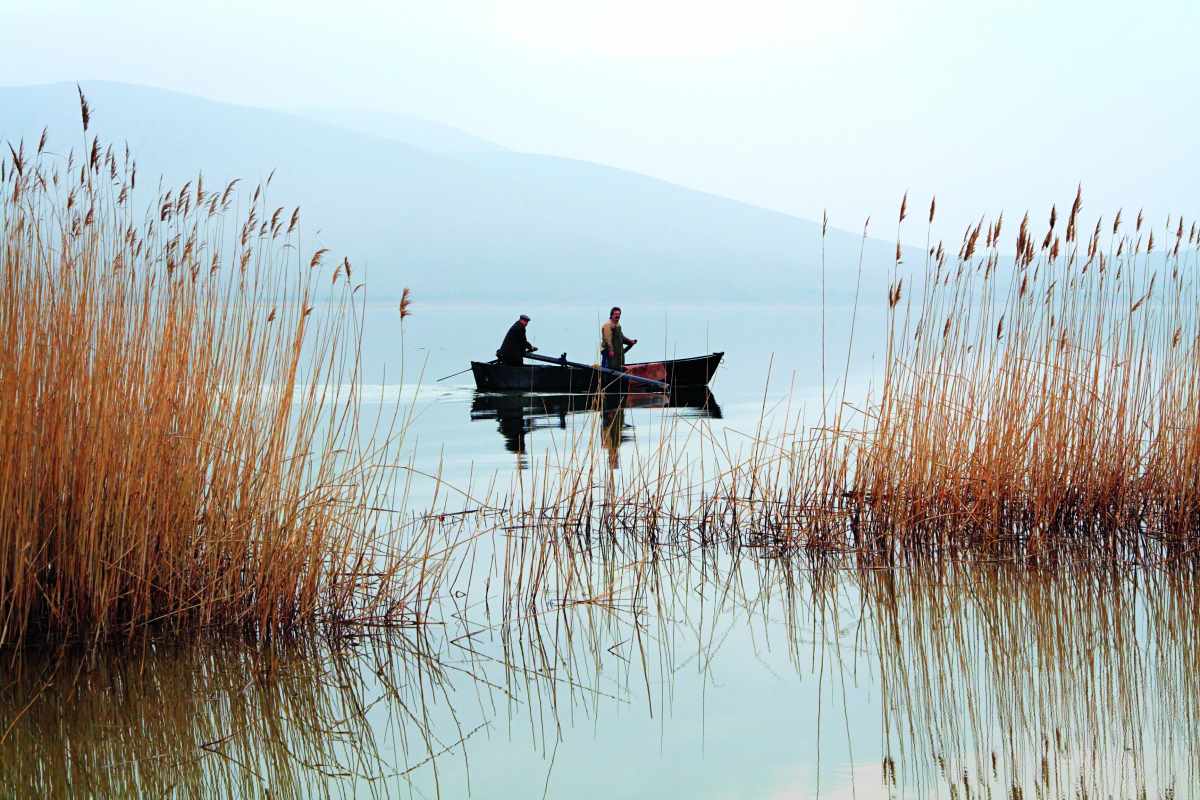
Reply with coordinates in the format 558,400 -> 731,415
0,91 -> 438,649
852,191 -> 1200,548
451,190 -> 1200,559
3,92 -> 1199,651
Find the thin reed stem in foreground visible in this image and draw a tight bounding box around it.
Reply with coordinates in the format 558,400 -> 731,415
0,100 -> 441,649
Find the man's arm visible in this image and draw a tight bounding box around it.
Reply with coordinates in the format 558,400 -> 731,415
622,332 -> 637,351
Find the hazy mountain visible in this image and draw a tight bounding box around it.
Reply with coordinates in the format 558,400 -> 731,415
287,106 -> 504,155
0,81 -> 901,304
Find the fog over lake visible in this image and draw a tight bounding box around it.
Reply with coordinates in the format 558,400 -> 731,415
3,22 -> 1198,792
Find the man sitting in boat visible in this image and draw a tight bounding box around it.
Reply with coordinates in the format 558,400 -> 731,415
496,314 -> 537,366
600,307 -> 637,370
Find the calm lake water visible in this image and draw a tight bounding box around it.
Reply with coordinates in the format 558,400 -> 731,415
4,302 -> 1195,799
359,301 -> 888,509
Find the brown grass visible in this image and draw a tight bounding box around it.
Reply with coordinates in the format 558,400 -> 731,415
446,190 -> 1200,560
851,190 -> 1200,549
0,98 -> 439,649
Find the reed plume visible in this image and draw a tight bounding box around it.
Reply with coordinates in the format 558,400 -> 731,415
459,187 -> 1200,560
0,107 -> 442,649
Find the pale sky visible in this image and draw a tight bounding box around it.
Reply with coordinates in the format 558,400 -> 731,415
3,0 -> 1198,242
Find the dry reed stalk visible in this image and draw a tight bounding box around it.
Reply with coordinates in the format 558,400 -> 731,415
448,503 -> 1197,798
503,501 -> 1199,791
0,105 -> 447,649
445,190 -> 1200,562
849,191 -> 1200,548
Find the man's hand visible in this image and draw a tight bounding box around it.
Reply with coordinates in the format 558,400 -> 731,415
529,346 -> 538,352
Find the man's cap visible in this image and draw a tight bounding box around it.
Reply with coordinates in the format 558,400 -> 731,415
519,314 -> 531,321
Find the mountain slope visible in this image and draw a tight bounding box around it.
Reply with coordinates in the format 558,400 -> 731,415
286,106 -> 504,155
0,81 -> 896,303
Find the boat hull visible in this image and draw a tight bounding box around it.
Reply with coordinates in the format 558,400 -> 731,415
470,352 -> 723,392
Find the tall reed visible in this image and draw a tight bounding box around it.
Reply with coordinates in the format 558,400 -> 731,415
454,191 -> 1200,557
854,190 -> 1200,547
0,97 -> 436,648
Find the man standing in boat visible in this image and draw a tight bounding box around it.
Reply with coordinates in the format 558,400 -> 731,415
600,307 -> 637,370
497,314 -> 537,366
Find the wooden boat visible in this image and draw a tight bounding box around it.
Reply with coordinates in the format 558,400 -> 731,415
470,352 -> 723,393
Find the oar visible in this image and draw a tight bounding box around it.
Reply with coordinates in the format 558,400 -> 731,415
436,366 -> 474,382
525,352 -> 669,391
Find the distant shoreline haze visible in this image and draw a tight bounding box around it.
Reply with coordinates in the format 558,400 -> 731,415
2,81 -> 908,304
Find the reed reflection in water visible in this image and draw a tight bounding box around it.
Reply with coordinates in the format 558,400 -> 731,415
0,634 -> 477,799
862,557 -> 1199,797
3,537 -> 1196,798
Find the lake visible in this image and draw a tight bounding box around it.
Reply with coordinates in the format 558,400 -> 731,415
3,301 -> 1194,799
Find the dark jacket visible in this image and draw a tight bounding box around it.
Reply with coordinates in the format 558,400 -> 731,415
497,321 -> 533,365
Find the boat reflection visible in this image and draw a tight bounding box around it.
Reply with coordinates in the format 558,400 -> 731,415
470,388 -> 722,459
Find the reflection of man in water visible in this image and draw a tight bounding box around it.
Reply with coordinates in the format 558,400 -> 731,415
497,314 -> 536,366
601,398 -> 624,470
496,407 -> 528,457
